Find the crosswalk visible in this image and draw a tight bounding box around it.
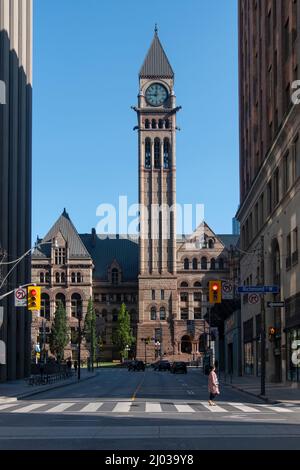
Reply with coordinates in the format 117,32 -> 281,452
0,401 -> 299,415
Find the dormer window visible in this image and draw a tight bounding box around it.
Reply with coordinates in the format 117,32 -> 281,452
112,268 -> 119,285
208,239 -> 214,249
54,248 -> 66,265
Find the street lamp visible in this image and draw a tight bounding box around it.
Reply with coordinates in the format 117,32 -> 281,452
77,307 -> 83,381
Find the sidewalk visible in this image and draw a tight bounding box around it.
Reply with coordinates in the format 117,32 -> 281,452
0,369 -> 97,402
219,373 -> 300,405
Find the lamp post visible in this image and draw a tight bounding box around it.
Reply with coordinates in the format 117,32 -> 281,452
140,337 -> 148,364
77,308 -> 82,381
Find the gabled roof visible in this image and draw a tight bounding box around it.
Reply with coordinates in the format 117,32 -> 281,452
217,235 -> 240,250
32,209 -> 91,259
140,31 -> 174,79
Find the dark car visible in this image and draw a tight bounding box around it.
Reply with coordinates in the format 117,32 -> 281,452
132,360 -> 145,372
171,362 -> 187,374
158,360 -> 171,371
127,360 -> 136,371
151,361 -> 160,370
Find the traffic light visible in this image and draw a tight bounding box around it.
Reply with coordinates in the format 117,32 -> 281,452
27,286 -> 41,311
209,281 -> 222,304
269,326 -> 276,341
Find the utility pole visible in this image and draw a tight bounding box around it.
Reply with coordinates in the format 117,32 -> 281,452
260,235 -> 266,396
77,310 -> 82,381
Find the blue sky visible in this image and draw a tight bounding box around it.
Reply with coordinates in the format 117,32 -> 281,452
33,0 -> 239,240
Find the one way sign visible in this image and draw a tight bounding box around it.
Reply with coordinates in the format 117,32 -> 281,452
267,301 -> 285,308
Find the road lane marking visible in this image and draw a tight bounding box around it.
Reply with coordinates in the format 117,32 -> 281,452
200,402 -> 228,412
174,404 -> 195,413
79,403 -> 103,413
112,402 -> 132,413
12,404 -> 46,414
145,403 -> 162,413
228,403 -> 260,413
131,372 -> 146,401
187,391 -> 195,395
46,403 -> 76,413
0,404 -> 17,411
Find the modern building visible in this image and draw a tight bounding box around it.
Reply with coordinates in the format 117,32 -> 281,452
0,0 -> 33,382
31,31 -> 239,364
237,0 -> 300,382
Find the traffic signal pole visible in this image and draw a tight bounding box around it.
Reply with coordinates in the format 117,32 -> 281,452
260,235 -> 266,396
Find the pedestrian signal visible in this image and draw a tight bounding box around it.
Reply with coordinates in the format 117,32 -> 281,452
209,281 -> 222,304
27,286 -> 41,311
269,326 -> 276,341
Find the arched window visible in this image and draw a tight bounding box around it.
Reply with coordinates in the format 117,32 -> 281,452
201,257 -> 208,270
41,294 -> 50,320
145,138 -> 151,169
112,309 -> 118,322
55,272 -> 60,284
219,258 -> 224,270
152,119 -> 157,129
61,272 -> 66,283
40,272 -> 45,284
165,119 -> 170,129
208,239 -> 214,249
112,268 -> 119,285
158,119 -> 164,129
160,307 -> 166,320
145,119 -> 150,129
154,138 -> 161,169
77,272 -> 82,283
71,272 -> 76,283
102,309 -> 108,322
194,281 -> 201,287
193,258 -> 198,270
45,272 -> 50,283
184,258 -> 189,270
164,138 -> 170,169
56,293 -> 66,309
181,282 -> 189,288
71,293 -> 82,318
210,258 -> 216,270
151,307 -> 157,321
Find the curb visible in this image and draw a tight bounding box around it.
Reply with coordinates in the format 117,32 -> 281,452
220,380 -> 280,405
4,373 -> 97,401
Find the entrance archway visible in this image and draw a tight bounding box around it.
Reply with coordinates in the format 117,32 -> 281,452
181,335 -> 192,354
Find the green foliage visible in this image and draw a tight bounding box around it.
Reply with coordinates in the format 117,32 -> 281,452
84,297 -> 97,363
112,303 -> 134,360
49,301 -> 69,362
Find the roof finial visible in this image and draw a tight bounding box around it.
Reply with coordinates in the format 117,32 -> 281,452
154,23 -> 158,35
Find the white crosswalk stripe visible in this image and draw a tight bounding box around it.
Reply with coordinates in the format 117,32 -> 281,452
79,403 -> 103,413
46,403 -> 76,413
112,402 -> 132,413
0,404 -> 18,411
263,406 -> 293,413
145,403 -> 162,413
174,404 -> 195,413
12,403 -> 46,414
228,403 -> 260,413
200,402 -> 228,413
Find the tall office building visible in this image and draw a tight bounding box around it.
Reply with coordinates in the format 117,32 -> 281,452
0,0 -> 33,382
237,1 -> 300,382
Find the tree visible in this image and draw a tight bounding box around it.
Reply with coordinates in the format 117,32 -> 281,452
113,303 -> 134,361
84,297 -> 97,370
49,301 -> 69,363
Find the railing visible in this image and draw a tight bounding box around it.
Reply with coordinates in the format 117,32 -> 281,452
26,370 -> 73,386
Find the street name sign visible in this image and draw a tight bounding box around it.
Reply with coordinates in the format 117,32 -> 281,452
267,301 -> 285,308
14,288 -> 27,307
238,286 -> 280,294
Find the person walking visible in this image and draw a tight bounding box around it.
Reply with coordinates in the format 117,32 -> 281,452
208,364 -> 220,406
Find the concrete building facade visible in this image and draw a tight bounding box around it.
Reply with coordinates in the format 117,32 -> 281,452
0,0 -> 33,382
237,0 -> 300,382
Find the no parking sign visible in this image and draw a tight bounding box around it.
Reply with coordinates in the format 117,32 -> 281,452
222,282 -> 233,300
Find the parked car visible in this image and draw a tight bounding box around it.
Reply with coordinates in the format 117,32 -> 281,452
171,362 -> 187,374
127,360 -> 136,371
158,360 -> 171,371
151,361 -> 160,370
130,360 -> 145,371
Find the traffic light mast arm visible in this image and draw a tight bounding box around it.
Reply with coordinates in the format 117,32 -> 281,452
0,283 -> 37,301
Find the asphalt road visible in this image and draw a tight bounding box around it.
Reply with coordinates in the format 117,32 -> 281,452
0,367 -> 299,450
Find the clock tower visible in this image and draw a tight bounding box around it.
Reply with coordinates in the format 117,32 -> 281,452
134,29 -> 181,361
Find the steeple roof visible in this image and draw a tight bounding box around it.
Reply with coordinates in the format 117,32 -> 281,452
139,30 -> 174,79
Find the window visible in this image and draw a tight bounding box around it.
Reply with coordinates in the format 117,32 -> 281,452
54,248 -> 66,265
56,293 -> 66,309
45,272 -> 50,283
208,239 -> 214,249
218,258 -> 224,270
180,292 -> 188,302
94,294 -> 100,302
161,290 -> 164,300
112,268 -> 119,285
210,258 -> 216,270
165,119 -> 170,129
151,307 -> 157,321
274,168 -> 279,205
180,309 -> 188,320
145,139 -> 151,169
152,119 -> 157,129
40,272 -> 45,284
194,292 -> 201,302
145,119 -> 150,129
160,307 -> 166,320
194,308 -> 202,320
184,259 -> 189,270
71,272 -> 76,283
201,257 -> 207,270
164,139 -> 170,169
112,310 -> 118,322
71,294 -> 82,318
61,272 -> 66,284
158,119 -> 164,129
192,258 -> 198,270
152,290 -> 155,301
181,282 -> 188,288
154,138 -> 161,169
41,294 -> 50,321
194,281 -> 201,287
116,294 -> 122,303
55,272 -> 60,284
76,273 -> 82,283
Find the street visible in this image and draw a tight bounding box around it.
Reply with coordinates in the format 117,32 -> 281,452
0,367 -> 299,450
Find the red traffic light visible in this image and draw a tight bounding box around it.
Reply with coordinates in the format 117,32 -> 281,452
212,283 -> 219,291
31,289 -> 37,297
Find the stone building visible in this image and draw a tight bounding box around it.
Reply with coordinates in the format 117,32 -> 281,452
237,0 -> 300,382
31,31 -> 238,364
0,0 -> 33,382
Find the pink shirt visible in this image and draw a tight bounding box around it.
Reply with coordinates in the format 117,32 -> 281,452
208,370 -> 220,395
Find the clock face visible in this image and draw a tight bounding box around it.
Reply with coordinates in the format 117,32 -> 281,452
145,83 -> 168,107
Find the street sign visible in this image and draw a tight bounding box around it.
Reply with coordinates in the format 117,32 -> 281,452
14,288 -> 27,307
267,301 -> 285,308
222,281 -> 233,300
238,285 -> 280,294
248,293 -> 260,305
